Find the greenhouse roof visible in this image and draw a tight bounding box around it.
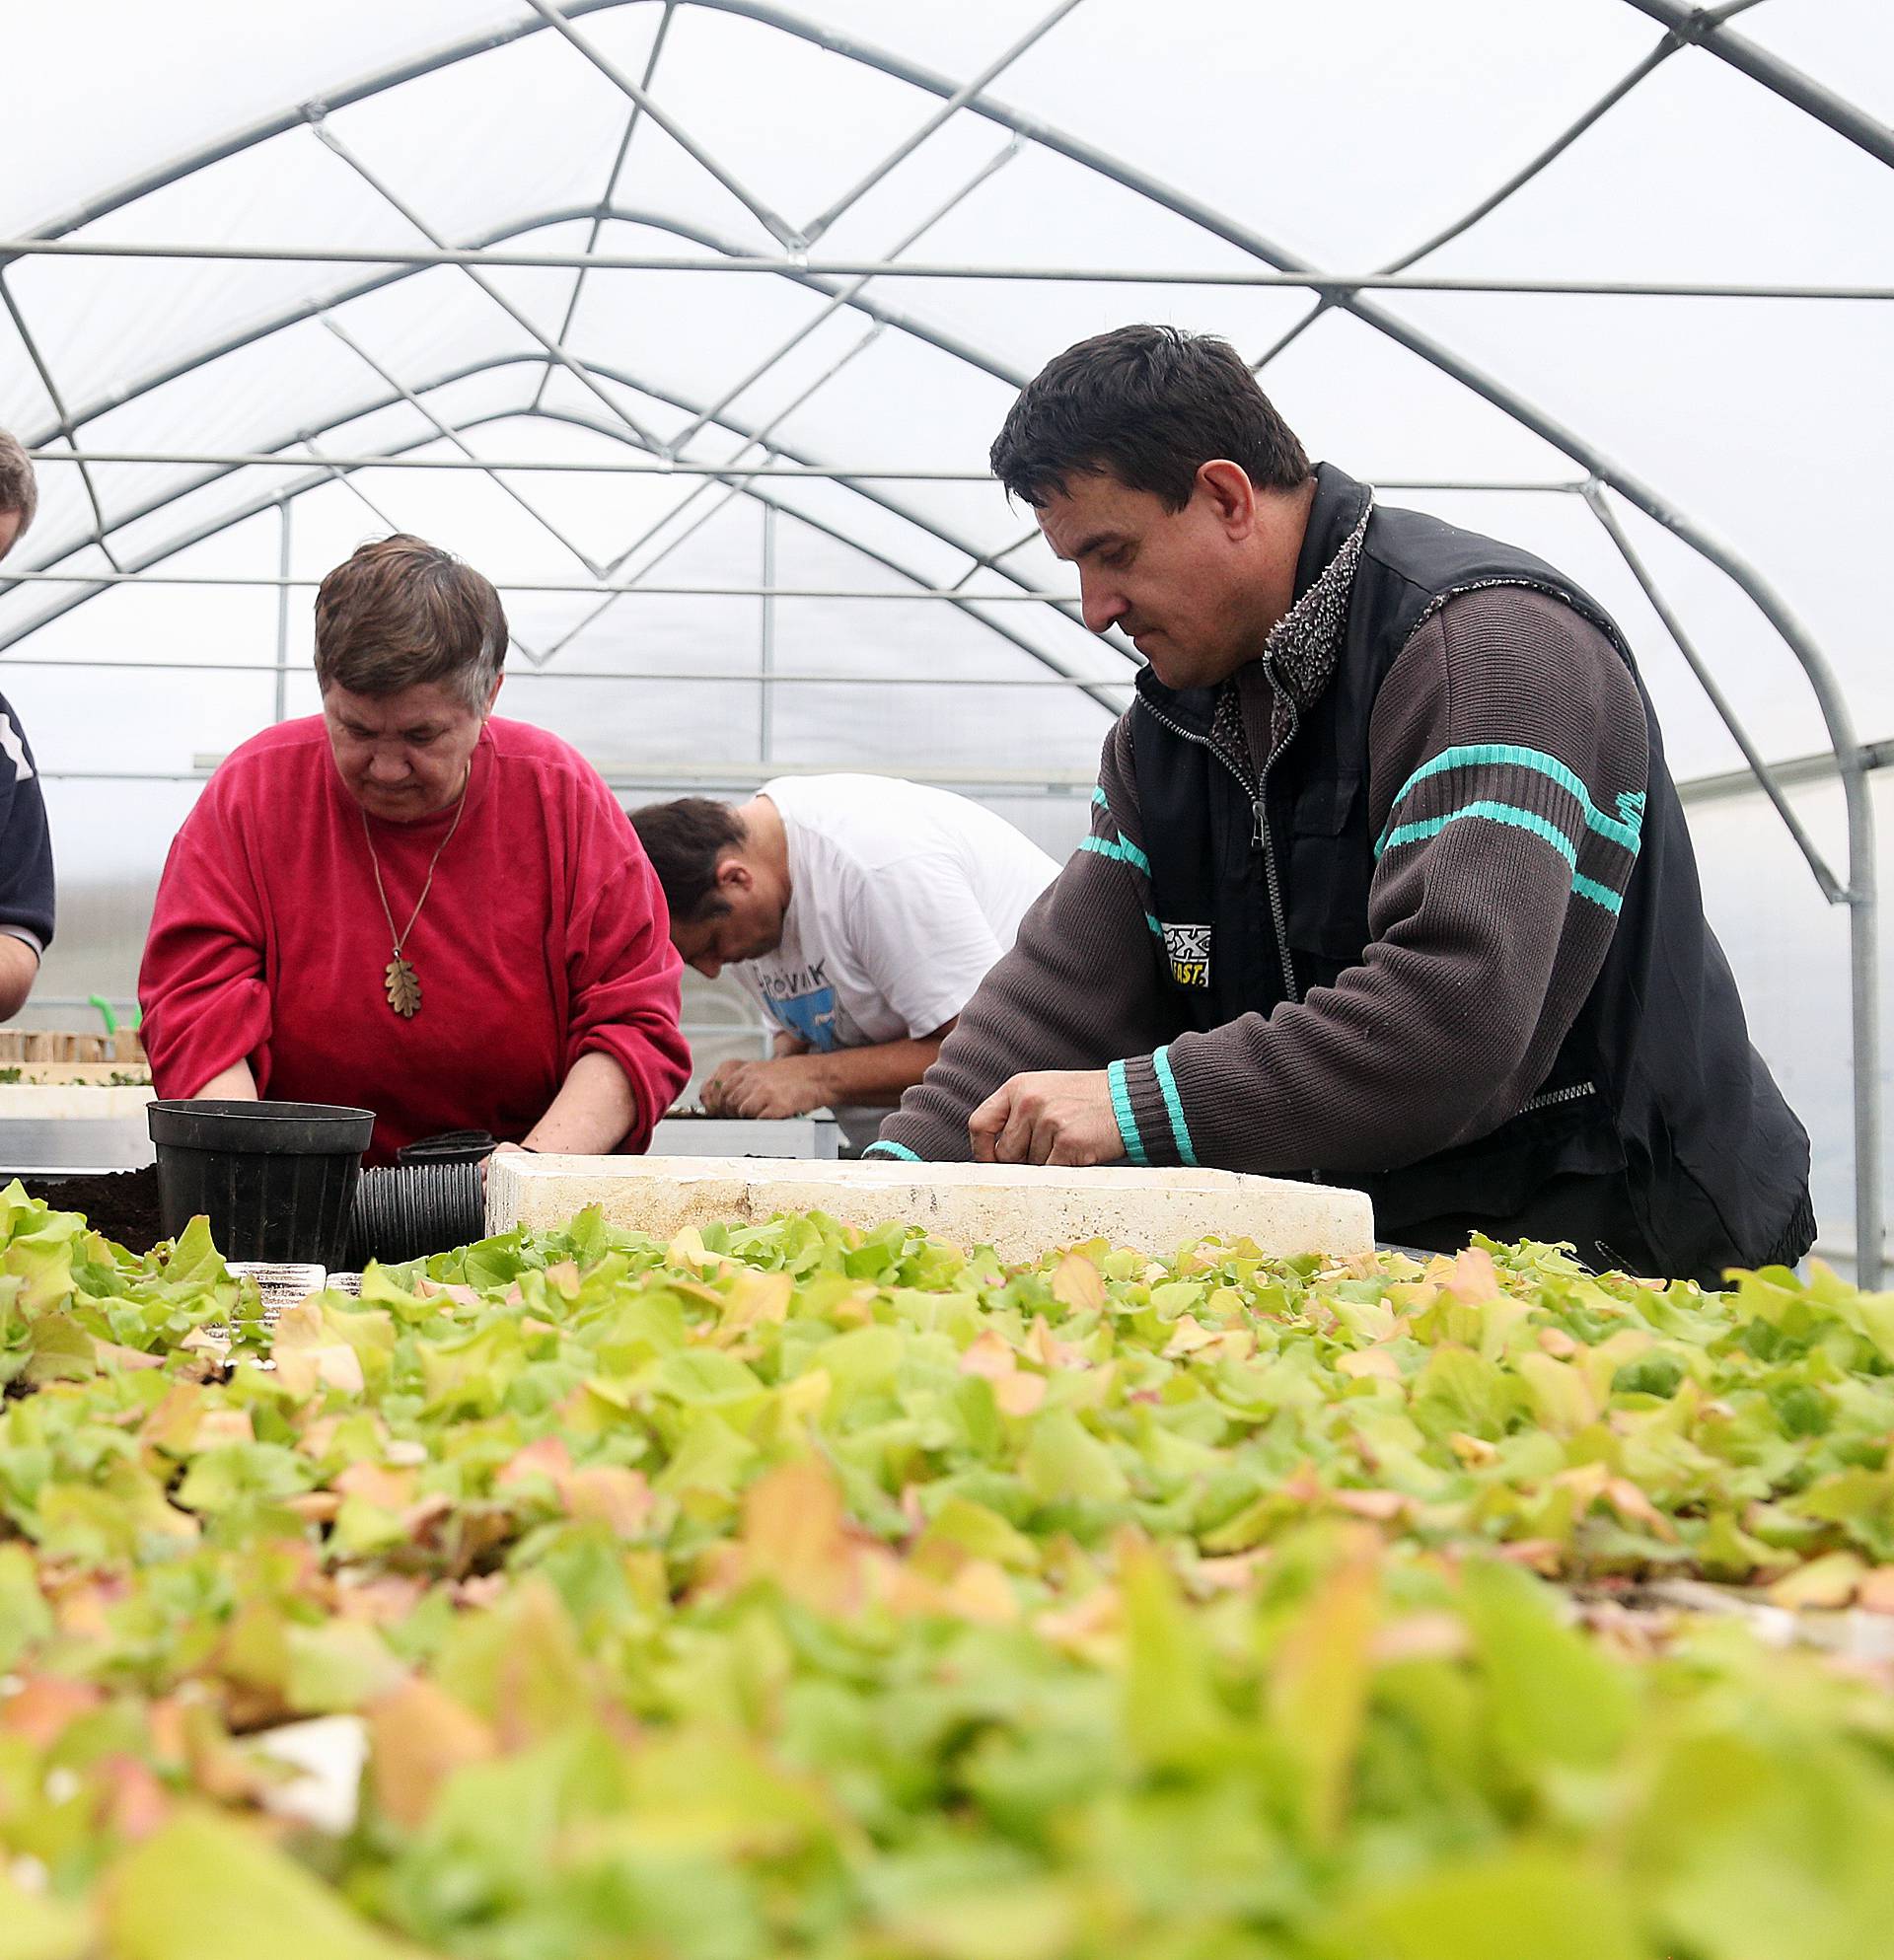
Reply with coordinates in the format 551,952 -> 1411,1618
0,0 -> 1887,1269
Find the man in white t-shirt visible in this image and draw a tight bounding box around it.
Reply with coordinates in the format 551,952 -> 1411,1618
630,776 -> 1058,1146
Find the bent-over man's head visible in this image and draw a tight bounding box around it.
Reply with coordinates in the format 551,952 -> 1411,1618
315,534 -> 508,824
629,797 -> 790,980
990,324 -> 1315,693
0,431 -> 38,564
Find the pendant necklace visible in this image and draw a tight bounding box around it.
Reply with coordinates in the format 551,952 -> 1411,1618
361,768 -> 471,1019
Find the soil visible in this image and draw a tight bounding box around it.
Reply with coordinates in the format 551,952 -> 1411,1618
7,1165 -> 165,1252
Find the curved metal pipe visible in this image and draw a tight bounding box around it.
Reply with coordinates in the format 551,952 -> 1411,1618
3,199 -> 1029,534
0,359 -> 1127,715
1620,0 -> 1894,169
15,0 -> 1887,254
1,200 -> 1134,666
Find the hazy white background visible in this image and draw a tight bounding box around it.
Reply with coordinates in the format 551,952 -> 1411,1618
0,0 -> 1887,1254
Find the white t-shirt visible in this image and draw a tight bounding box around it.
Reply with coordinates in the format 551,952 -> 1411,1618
733,775 -> 1059,1140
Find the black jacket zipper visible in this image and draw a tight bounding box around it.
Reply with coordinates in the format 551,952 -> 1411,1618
1256,687 -> 1302,1008
1517,1079 -> 1597,1117
1137,675 -> 1302,1009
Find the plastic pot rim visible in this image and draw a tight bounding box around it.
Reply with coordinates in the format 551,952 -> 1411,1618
147,1098 -> 377,1157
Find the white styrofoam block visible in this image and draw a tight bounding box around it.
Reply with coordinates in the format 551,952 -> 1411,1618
486,1153 -> 1373,1263
0,1084 -> 155,1119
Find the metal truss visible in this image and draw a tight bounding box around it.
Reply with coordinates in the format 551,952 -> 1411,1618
6,236 -> 1889,300
0,196 -> 1088,650
0,0 -> 1885,1277
5,569 -> 1093,600
18,453 -> 1593,490
319,315 -> 606,586
1621,0 -> 1894,166
0,280 -> 120,573
533,1 -> 674,415
0,655 -> 1124,690
0,353 -> 1134,715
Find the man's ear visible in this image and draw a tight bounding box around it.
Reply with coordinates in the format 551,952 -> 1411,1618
716,855 -> 754,895
1197,459 -> 1259,540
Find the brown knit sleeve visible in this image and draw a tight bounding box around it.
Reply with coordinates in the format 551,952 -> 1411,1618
1115,586 -> 1648,1173
869,715 -> 1181,1163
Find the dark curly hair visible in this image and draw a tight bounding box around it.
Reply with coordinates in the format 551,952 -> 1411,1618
628,798 -> 749,923
990,324 -> 1310,512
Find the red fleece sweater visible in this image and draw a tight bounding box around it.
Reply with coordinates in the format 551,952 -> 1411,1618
139,716 -> 690,1164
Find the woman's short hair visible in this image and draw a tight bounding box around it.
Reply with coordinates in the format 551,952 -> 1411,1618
314,535 -> 508,709
0,431 -> 38,550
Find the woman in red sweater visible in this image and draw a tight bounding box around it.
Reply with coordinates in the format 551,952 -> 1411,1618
139,535 -> 691,1165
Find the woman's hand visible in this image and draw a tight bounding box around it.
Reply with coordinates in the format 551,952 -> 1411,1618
479,1137 -> 529,1191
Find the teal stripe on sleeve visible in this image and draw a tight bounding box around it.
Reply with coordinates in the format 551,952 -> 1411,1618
1382,799 -> 1577,868
1107,1059 -> 1150,1167
1150,1045 -> 1200,1168
1078,834 -> 1152,876
1570,872 -> 1626,916
1378,743 -> 1644,855
1380,801 -> 1627,914
863,1140 -> 921,1163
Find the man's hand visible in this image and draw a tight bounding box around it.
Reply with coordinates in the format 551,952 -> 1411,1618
699,1054 -> 832,1122
970,1069 -> 1125,1166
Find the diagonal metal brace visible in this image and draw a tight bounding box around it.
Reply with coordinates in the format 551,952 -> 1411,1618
522,0 -> 805,248
1583,480 -> 1848,903
1621,0 -> 1894,168
309,112 -> 667,454
322,313 -> 607,586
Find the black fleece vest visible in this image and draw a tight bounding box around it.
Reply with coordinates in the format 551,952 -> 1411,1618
1129,464 -> 1812,1284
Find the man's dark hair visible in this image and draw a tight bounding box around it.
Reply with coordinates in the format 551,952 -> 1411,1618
989,324 -> 1311,512
629,797 -> 749,923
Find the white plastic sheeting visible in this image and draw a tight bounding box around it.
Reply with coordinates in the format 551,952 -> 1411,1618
0,0 -> 1888,1262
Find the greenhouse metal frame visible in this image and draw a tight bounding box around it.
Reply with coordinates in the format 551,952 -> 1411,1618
0,0 -> 1885,1280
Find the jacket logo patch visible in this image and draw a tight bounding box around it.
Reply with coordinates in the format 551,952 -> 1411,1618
1162,921 -> 1212,988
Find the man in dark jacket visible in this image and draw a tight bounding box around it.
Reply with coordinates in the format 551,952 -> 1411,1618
0,432 -> 54,1020
866,326 -> 1812,1286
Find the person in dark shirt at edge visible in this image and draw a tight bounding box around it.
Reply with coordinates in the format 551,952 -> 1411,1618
865,326 -> 1813,1289
0,433 -> 57,1020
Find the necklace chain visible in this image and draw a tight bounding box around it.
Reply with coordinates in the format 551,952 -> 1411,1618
362,768 -> 471,959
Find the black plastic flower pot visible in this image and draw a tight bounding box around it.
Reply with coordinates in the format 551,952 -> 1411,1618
396,1129 -> 496,1167
146,1099 -> 377,1267
344,1159 -> 486,1268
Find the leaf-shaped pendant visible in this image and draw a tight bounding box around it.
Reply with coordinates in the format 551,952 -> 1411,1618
384,955 -> 421,1019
